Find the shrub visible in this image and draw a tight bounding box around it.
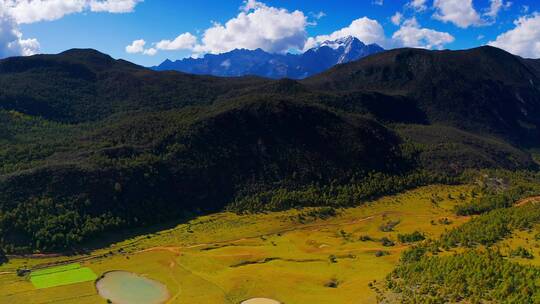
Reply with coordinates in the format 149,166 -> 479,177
380,220 -> 400,232
375,250 -> 390,257
397,231 -> 425,243
381,237 -> 395,247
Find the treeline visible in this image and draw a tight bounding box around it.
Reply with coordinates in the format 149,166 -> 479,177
0,198 -> 124,253
454,170 -> 540,216
227,171 -> 462,212
0,248 -> 6,265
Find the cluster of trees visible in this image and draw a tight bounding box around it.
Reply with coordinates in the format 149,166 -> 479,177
397,231 -> 425,243
227,171 -> 460,212
385,250 -> 540,303
441,202 -> 540,248
511,246 -> 534,259
0,198 -> 124,252
380,173 -> 540,302
379,220 -> 401,232
293,207 -> 338,223
454,170 -> 540,216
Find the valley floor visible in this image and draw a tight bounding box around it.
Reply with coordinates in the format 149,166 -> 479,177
0,185 -> 500,304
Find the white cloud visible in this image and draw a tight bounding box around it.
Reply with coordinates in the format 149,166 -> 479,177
391,12 -> 403,25
3,0 -> 86,24
193,0 -> 308,55
129,0 -> 308,56
433,0 -> 483,28
372,0 -> 383,6
304,16 -> 454,51
408,0 -> 428,12
125,39 -> 145,53
126,33 -> 196,56
125,39 -> 157,56
89,0 -> 142,13
143,47 -> 156,56
484,0 -> 512,19
126,39 -> 157,56
393,17 -> 455,49
1,0 -> 142,24
488,12 -> 540,58
0,4 -> 39,58
304,17 -> 387,50
155,33 -> 197,51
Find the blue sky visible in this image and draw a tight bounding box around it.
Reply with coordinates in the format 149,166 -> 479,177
1,0 -> 539,66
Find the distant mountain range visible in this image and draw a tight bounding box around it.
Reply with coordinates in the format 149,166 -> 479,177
153,36 -> 384,79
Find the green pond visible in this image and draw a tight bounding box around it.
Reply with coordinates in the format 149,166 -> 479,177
96,271 -> 170,304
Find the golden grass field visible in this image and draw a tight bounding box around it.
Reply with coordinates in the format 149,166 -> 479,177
0,185 -> 479,304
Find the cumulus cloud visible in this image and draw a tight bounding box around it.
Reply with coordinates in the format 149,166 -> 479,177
304,17 -> 387,50
125,39 -> 146,53
488,12 -> 540,58
155,33 -> 197,51
125,39 -> 156,56
142,47 -> 156,56
127,0 -> 309,56
0,4 -> 39,58
89,0 -> 142,13
372,0 -> 383,6
433,0 -> 483,28
393,17 -> 455,49
1,0 -> 142,24
391,12 -> 403,25
129,0 -> 456,57
0,0 -> 140,58
193,0 -> 308,55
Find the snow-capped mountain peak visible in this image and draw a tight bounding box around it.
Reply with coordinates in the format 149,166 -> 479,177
153,37 -> 384,79
319,36 -> 363,50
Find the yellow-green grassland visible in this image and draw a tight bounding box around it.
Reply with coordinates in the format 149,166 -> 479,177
0,185 -> 478,304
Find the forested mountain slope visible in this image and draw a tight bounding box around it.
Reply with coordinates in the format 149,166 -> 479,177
0,46 -> 538,252
304,46 -> 540,146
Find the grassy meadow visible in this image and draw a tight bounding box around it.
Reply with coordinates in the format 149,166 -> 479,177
0,185 -> 475,303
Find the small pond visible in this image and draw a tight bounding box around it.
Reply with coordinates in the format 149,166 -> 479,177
96,271 -> 170,304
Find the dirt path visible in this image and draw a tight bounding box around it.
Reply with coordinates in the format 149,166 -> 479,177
2,212 -> 386,274
165,260 -> 182,304
516,196 -> 540,207
6,200 -> 466,270
136,214 -> 381,255
137,212 -> 443,255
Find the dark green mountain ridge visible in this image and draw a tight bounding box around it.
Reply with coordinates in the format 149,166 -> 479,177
0,46 -> 538,252
304,46 -> 540,146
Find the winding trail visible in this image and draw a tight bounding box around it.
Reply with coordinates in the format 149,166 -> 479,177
136,214 -> 380,255
515,196 -> 540,207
